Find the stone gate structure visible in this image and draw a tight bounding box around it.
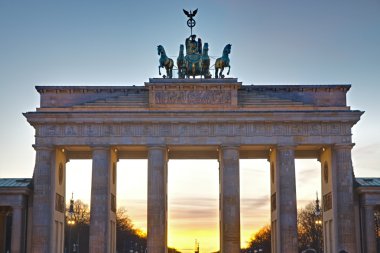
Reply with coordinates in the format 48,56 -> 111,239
22,78 -> 366,253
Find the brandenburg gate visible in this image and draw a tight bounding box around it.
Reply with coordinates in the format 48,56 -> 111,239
24,78 -> 363,253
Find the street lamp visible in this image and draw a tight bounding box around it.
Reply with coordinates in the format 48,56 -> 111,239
314,192 -> 322,253
315,192 -> 321,217
67,193 -> 76,253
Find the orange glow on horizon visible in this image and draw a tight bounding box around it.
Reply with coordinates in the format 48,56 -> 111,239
65,159 -> 321,252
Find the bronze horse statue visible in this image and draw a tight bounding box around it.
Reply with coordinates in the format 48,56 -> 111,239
201,43 -> 211,78
157,45 -> 174,78
177,44 -> 186,78
215,44 -> 231,78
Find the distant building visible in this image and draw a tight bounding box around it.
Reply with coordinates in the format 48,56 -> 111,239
0,178 -> 32,253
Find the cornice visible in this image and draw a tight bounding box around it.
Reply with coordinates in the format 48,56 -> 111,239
23,110 -> 364,125
36,85 -> 146,94
240,84 -> 351,92
35,83 -> 351,94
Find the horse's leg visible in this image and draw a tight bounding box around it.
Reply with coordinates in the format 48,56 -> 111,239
215,68 -> 218,78
158,66 -> 161,76
169,67 -> 172,78
220,67 -> 224,78
227,66 -> 231,75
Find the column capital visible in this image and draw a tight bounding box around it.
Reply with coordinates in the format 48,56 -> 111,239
32,144 -> 55,151
91,145 -> 111,151
0,207 -> 11,216
362,204 -> 375,209
147,145 -> 167,151
219,144 -> 240,150
333,143 -> 355,150
276,144 -> 297,151
11,205 -> 24,211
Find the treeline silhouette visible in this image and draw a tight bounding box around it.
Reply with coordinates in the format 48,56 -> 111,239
65,200 -> 322,253
242,201 -> 323,253
64,200 -> 180,253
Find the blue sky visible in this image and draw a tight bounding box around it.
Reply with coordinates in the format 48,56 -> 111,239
1,1 -> 379,251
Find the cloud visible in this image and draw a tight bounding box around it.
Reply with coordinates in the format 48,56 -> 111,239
354,142 -> 380,155
168,196 -> 271,226
241,196 -> 270,211
169,197 -> 218,222
296,168 -> 319,182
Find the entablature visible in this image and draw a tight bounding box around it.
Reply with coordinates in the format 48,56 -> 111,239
33,80 -> 354,111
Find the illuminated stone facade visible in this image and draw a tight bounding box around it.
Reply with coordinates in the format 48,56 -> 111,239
10,78 -> 370,252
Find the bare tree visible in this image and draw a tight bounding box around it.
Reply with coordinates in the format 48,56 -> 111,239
245,224 -> 271,252
244,201 -> 323,253
298,202 -> 323,252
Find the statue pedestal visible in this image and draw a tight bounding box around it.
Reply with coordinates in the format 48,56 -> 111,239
145,78 -> 242,110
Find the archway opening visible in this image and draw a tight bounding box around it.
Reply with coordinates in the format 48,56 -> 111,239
116,159 -> 148,252
295,159 -> 322,252
240,159 -> 271,249
65,159 -> 92,253
168,159 -> 219,253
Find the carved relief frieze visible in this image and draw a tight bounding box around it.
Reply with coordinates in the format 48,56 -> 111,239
158,124 -> 172,136
176,124 -> 195,136
154,90 -> 231,104
36,122 -> 353,138
308,124 -> 322,136
64,125 -> 81,136
274,124 -> 289,136
196,123 -> 212,136
84,125 -> 100,136
234,124 -> 247,136
290,123 -> 307,135
121,125 -> 134,136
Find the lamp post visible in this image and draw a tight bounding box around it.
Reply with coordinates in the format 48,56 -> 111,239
314,192 -> 322,253
67,193 -> 76,253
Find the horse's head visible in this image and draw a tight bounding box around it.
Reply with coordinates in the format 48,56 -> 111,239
179,44 -> 184,54
223,44 -> 232,55
202,43 -> 209,55
157,45 -> 164,55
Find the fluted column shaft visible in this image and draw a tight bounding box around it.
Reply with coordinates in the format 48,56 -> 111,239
11,206 -> 25,253
332,144 -> 357,252
362,205 -> 377,253
272,146 -> 298,253
147,146 -> 168,253
219,145 -> 240,253
0,211 -> 7,253
31,146 -> 54,253
89,146 -> 117,253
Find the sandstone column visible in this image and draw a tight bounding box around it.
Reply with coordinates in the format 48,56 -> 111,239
362,205 -> 376,253
31,145 -> 54,253
11,206 -> 25,253
270,145 -> 298,253
219,145 -> 240,253
147,146 -> 168,253
89,146 -> 117,253
332,144 -> 357,252
0,210 -> 7,253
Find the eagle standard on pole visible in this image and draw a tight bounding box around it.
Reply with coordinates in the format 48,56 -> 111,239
183,9 -> 198,36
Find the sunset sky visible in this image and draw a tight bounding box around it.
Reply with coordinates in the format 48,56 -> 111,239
1,1 -> 379,252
